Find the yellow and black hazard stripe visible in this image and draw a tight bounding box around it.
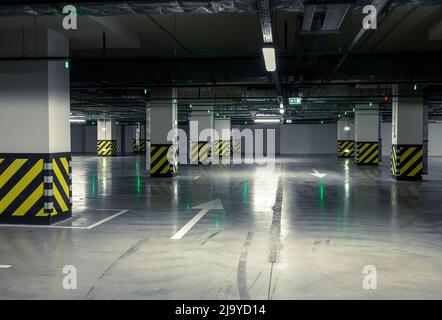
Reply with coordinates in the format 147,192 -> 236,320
391,144 -> 423,180
337,140 -> 355,158
214,140 -> 231,157
0,153 -> 72,225
355,142 -> 379,165
47,156 -> 72,220
150,144 -> 178,177
190,142 -> 211,165
132,139 -> 140,153
97,140 -> 117,156
232,140 -> 241,155
132,139 -> 146,153
139,139 -> 146,152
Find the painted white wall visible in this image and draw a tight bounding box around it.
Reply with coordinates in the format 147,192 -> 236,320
429,123 -> 442,156
281,124 -> 337,154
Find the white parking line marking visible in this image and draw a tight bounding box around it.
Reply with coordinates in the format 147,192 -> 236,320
0,265 -> 12,269
0,209 -> 129,230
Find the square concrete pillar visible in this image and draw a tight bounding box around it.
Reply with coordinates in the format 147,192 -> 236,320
354,104 -> 380,165
391,84 -> 424,180
97,119 -> 117,156
189,106 -> 214,165
337,118 -> 354,158
149,88 -> 178,177
0,29 -> 71,225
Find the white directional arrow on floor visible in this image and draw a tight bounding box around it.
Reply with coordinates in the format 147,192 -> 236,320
310,169 -> 327,178
171,199 -> 224,240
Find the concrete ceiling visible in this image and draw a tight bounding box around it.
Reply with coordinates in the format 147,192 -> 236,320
0,1 -> 441,124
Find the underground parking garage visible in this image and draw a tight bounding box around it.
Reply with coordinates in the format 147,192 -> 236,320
0,0 -> 441,308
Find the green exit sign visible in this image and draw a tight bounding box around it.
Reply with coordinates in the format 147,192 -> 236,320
289,97 -> 302,105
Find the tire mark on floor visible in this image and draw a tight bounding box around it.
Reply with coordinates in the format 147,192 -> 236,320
84,238 -> 149,299
248,270 -> 263,291
201,230 -> 223,246
268,178 -> 283,300
237,231 -> 254,300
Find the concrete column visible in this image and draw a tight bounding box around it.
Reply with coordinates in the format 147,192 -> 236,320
0,29 -> 71,225
132,124 -> 146,153
337,118 -> 354,158
214,118 -> 231,163
149,88 -> 178,177
97,119 -> 117,156
391,84 -> 425,180
145,106 -> 151,172
354,104 -> 380,165
189,106 -> 214,165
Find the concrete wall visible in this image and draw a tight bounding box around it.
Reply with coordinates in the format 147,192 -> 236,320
71,122 -> 442,156
280,124 -> 337,154
71,124 -> 134,155
429,123 -> 442,156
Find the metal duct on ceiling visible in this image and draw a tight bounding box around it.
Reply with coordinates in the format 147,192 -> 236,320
0,0 -> 437,17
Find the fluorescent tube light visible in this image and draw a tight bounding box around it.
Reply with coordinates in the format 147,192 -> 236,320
70,119 -> 86,123
344,126 -> 350,131
262,47 -> 276,72
254,118 -> 280,123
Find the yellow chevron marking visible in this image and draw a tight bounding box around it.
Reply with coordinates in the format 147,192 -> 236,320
160,164 -> 170,174
400,150 -> 423,174
53,160 -> 70,198
52,206 -> 58,216
0,159 -> 3,164
199,143 -> 210,154
60,157 -> 70,175
0,159 -> 43,215
151,154 -> 169,173
408,161 -> 423,177
12,183 -> 44,216
53,183 -> 68,212
364,150 -> 378,164
151,147 -> 167,164
359,144 -> 377,162
150,146 -> 156,152
0,159 -> 28,189
98,141 -> 107,149
35,208 -> 48,217
400,147 -> 416,163
358,143 -> 370,155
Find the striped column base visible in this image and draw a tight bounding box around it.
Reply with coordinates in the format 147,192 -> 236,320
0,153 -> 72,225
150,144 -> 178,177
190,142 -> 211,165
337,140 -> 355,158
355,142 -> 379,165
132,139 -> 146,153
97,140 -> 117,156
232,140 -> 241,156
391,144 -> 423,181
214,140 -> 231,158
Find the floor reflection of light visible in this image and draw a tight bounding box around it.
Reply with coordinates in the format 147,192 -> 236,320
252,169 -> 279,213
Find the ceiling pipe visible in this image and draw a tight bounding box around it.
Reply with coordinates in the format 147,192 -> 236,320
326,0 -> 392,82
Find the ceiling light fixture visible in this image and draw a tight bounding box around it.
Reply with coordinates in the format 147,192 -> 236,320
262,46 -> 276,72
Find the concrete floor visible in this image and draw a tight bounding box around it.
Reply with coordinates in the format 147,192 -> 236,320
0,155 -> 441,300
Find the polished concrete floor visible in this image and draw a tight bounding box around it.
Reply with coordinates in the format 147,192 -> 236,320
0,155 -> 441,299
